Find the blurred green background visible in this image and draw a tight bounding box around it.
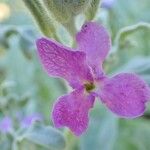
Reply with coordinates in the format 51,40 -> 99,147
0,0 -> 150,150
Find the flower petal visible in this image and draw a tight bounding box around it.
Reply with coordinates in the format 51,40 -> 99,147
36,38 -> 93,88
76,22 -> 111,78
99,73 -> 150,118
52,88 -> 95,136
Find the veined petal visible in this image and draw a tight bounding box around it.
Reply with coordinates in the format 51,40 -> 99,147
76,22 -> 111,79
36,38 -> 93,88
99,73 -> 150,118
52,88 -> 95,136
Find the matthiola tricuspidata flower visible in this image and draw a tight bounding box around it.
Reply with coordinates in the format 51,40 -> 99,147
0,117 -> 12,134
21,113 -> 43,128
0,114 -> 43,133
36,22 -> 150,136
101,0 -> 115,9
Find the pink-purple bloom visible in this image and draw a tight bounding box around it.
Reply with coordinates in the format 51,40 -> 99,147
0,117 -> 12,134
0,114 -> 43,133
36,22 -> 150,136
21,113 -> 43,128
101,0 -> 115,9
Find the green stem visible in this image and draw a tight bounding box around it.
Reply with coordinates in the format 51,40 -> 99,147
63,18 -> 76,37
62,17 -> 77,47
22,0 -> 60,41
64,129 -> 79,150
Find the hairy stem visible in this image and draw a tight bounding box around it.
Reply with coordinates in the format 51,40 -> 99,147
22,0 -> 60,41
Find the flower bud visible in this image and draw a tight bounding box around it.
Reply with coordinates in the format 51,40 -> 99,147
85,0 -> 101,20
44,0 -> 71,23
44,0 -> 91,23
63,0 -> 91,15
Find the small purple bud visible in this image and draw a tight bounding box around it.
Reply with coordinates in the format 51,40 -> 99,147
21,113 -> 43,128
0,117 -> 12,133
101,0 -> 115,9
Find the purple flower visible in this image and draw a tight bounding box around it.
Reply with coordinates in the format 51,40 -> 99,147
0,117 -> 12,133
21,113 -> 43,128
36,22 -> 150,136
101,0 -> 115,9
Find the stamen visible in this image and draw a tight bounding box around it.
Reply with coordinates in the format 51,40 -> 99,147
84,83 -> 95,92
